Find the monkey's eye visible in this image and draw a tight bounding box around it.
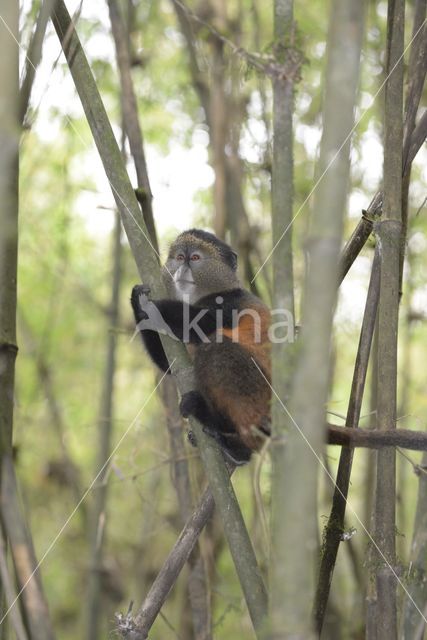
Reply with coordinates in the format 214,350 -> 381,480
176,254 -> 185,261
190,253 -> 200,261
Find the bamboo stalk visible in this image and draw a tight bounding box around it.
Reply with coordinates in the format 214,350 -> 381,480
107,0 -> 158,253
274,1 -> 364,635
269,0 -> 297,636
374,1 -> 405,636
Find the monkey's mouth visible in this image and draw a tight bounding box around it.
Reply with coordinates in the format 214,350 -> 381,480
176,279 -> 195,286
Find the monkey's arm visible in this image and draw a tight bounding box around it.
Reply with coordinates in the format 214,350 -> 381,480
131,286 -> 171,373
131,285 -> 228,344
151,300 -> 218,342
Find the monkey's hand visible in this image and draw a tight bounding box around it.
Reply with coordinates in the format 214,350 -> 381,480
131,284 -> 151,319
131,284 -> 180,341
187,430 -> 197,448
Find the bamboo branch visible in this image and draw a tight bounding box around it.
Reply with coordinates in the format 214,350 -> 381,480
0,0 -> 19,459
338,192 -> 382,286
0,4 -> 43,635
115,487 -> 216,639
170,0 -> 211,122
405,108 -> 427,175
315,246 -> 380,633
326,424 -> 427,452
51,2 -> 267,635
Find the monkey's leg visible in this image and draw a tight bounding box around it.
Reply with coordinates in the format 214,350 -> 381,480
181,391 -> 252,465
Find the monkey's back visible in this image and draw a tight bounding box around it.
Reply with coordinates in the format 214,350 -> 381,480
193,289 -> 271,451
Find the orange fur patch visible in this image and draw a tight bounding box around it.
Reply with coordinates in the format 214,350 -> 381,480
219,305 -> 271,378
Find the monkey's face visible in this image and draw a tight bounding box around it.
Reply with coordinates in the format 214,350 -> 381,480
162,231 -> 240,303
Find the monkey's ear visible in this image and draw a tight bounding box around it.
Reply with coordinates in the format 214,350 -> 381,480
231,251 -> 238,270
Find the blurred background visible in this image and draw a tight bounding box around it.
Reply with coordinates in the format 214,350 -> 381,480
13,0 -> 427,637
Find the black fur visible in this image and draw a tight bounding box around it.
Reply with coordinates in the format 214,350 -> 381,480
181,391 -> 252,465
131,285 -> 265,463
